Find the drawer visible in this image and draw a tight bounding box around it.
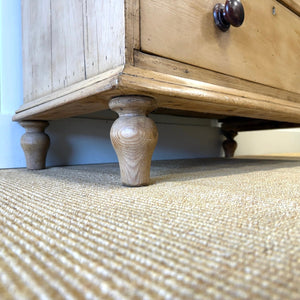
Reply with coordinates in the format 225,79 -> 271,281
140,0 -> 300,94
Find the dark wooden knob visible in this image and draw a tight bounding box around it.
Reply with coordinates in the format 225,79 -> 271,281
213,0 -> 245,32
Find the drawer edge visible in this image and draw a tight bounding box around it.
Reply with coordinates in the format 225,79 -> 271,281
119,65 -> 300,124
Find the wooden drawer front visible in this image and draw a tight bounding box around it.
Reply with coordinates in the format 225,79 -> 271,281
140,0 -> 300,94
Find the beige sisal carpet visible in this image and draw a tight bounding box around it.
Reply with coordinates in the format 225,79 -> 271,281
0,158 -> 299,299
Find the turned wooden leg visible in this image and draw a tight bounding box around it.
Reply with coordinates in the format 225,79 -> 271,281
109,96 -> 158,187
222,130 -> 238,158
20,121 -> 50,170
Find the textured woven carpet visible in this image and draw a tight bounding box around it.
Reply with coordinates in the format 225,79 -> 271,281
0,158 -> 299,299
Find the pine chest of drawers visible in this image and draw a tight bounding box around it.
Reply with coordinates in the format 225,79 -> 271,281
14,0 -> 300,186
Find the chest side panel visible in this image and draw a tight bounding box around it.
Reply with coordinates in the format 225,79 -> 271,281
22,0 -> 125,103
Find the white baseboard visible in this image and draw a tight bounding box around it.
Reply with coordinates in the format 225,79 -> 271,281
235,129 -> 300,156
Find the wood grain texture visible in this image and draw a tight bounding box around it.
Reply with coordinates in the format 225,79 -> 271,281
14,62 -> 300,123
120,66 -> 300,123
22,0 -> 125,103
17,0 -> 300,186
134,51 -> 300,104
109,96 -> 158,186
51,0 -> 85,91
20,121 -> 50,169
19,0 -> 300,123
140,0 -> 300,94
13,67 -> 123,121
277,0 -> 300,16
124,0 -> 140,64
83,0 -> 125,78
22,0 -> 52,102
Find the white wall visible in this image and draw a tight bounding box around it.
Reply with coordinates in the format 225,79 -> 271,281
0,0 -> 26,168
0,0 -> 299,170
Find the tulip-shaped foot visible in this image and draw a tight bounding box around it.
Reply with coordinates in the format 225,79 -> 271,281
222,130 -> 238,158
109,96 -> 158,186
20,121 -> 50,170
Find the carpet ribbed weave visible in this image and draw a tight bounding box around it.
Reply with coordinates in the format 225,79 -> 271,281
0,158 -> 299,299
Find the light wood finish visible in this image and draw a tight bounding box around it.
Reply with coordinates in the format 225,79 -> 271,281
277,0 -> 300,16
83,0 -> 125,78
13,67 -> 123,121
22,0 -> 125,103
134,51 -> 300,105
20,121 -> 50,170
51,0 -> 85,92
16,0 -> 300,124
22,0 -> 52,102
140,0 -> 300,94
15,0 -> 300,183
119,66 -> 300,123
14,62 -> 300,123
124,0 -> 140,64
109,96 -> 158,186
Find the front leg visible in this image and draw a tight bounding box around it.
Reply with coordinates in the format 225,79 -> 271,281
20,121 -> 50,169
109,96 -> 158,187
222,129 -> 238,158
